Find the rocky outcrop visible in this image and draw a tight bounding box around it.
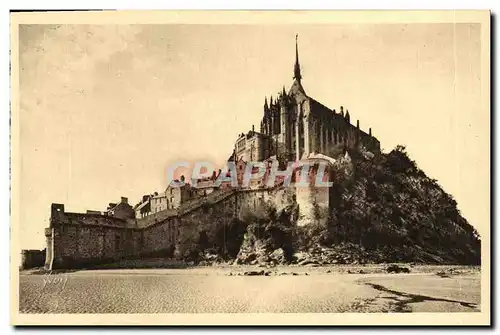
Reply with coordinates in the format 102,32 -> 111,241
176,146 -> 480,267
233,203 -> 297,266
291,243 -> 372,265
235,237 -> 272,265
386,264 -> 411,273
234,237 -> 290,266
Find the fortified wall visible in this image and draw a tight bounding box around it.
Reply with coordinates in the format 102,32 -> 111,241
44,205 -> 139,269
21,249 -> 45,269
44,156 -> 341,270
45,186 -> 299,269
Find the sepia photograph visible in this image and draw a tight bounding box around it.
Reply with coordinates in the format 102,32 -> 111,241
10,10 -> 490,326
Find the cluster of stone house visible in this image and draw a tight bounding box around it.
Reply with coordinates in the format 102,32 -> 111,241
80,197 -> 136,220
132,174 -> 226,219
131,159 -> 261,219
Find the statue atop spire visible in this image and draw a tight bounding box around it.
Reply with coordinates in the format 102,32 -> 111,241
294,34 -> 302,82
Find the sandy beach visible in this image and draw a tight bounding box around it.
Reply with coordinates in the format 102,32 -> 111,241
19,265 -> 480,313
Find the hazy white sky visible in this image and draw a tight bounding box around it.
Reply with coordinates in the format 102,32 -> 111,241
18,23 -> 487,249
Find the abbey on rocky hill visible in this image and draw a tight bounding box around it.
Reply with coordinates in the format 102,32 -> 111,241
38,36 -> 384,270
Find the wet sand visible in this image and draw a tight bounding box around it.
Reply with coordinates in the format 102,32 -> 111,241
19,265 -> 480,313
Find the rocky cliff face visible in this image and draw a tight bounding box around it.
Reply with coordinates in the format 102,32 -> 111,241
233,204 -> 297,266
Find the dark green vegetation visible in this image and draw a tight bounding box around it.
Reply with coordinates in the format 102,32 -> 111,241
175,146 -> 481,265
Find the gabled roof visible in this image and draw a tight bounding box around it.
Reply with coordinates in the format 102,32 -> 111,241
107,201 -> 128,213
288,79 -> 307,100
135,200 -> 150,211
309,97 -> 339,119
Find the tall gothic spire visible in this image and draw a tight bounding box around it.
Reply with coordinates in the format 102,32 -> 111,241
294,34 -> 302,81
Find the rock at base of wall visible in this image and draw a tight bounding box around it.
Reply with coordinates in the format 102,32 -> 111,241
269,248 -> 286,264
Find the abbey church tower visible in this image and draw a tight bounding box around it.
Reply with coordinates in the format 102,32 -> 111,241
244,36 -> 380,163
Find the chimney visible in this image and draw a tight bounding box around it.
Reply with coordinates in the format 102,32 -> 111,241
252,125 -> 255,132
121,197 -> 128,204
369,128 -> 372,136
357,120 -> 360,129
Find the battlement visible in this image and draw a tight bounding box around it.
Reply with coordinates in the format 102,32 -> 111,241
49,197 -> 136,230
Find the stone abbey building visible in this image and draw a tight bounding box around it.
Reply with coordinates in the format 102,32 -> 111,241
234,36 -> 379,163
40,37 -> 381,270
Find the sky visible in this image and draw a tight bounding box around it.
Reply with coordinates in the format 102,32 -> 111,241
18,23 -> 488,249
